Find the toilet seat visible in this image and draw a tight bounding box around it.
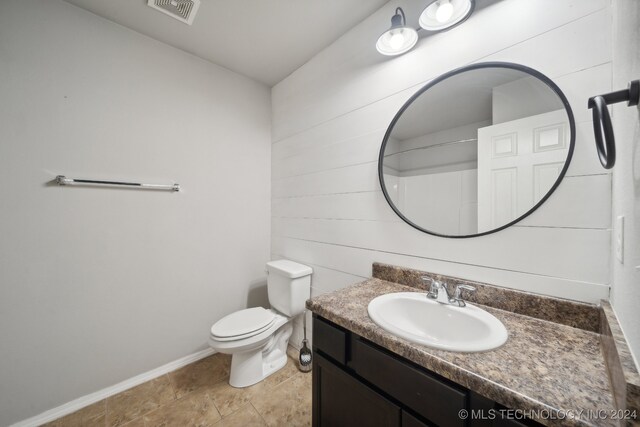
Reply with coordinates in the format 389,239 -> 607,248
210,307 -> 276,341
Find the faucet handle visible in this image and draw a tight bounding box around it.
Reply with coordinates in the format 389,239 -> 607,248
422,276 -> 440,298
452,284 -> 476,307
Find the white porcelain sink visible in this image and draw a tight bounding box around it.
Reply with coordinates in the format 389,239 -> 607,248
368,292 -> 508,352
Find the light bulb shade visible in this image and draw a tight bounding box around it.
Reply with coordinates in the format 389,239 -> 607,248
419,0 -> 474,31
376,27 -> 418,56
376,7 -> 418,56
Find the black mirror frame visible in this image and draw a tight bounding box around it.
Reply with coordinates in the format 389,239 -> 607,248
378,61 -> 576,239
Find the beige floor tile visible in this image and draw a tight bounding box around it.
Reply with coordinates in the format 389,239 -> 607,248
44,351 -> 311,427
86,414 -> 106,427
250,372 -> 312,427
261,356 -> 300,390
143,388 -> 221,427
169,354 -> 231,398
286,345 -> 299,361
42,413 -> 105,427
207,380 -> 266,417
43,400 -> 106,426
207,355 -> 303,417
214,404 -> 266,427
106,375 -> 175,427
119,418 -> 144,427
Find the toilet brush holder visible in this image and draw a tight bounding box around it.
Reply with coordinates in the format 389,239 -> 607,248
298,311 -> 312,372
299,339 -> 312,372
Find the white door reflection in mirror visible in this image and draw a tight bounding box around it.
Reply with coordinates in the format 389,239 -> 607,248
477,109 -> 568,231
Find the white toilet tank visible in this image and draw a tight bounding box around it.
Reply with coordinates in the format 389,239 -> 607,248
266,260 -> 312,317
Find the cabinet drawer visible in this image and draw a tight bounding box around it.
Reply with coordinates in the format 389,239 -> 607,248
313,316 -> 347,365
351,337 -> 467,427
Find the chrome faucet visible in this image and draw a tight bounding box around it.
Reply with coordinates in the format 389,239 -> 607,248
426,278 -> 451,304
423,277 -> 476,307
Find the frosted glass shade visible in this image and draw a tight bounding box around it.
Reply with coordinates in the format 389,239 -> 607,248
419,0 -> 474,31
376,27 -> 418,56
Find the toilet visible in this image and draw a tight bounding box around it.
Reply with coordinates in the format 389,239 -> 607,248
208,260 -> 312,388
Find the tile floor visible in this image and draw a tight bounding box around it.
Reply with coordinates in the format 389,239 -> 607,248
43,348 -> 311,427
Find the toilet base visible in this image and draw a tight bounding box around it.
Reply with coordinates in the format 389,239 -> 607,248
228,322 -> 292,388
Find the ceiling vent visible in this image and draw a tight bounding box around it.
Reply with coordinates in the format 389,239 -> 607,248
147,0 -> 201,25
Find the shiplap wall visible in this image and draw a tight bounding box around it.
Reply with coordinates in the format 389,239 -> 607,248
270,0 -> 613,347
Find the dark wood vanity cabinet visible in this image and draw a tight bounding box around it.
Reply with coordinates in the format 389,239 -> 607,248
312,315 -> 539,427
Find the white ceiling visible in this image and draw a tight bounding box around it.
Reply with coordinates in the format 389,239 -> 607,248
63,0 -> 388,86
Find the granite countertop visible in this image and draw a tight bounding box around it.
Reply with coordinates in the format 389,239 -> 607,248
306,278 -> 618,427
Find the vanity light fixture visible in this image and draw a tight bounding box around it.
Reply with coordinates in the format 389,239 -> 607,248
376,7 -> 419,56
377,1 -> 475,56
419,0 -> 475,31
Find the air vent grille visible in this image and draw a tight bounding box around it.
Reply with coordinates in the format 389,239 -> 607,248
147,0 -> 201,25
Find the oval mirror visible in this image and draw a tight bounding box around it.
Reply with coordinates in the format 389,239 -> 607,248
379,62 -> 575,238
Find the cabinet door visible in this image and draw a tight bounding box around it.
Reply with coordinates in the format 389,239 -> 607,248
313,353 -> 401,427
402,411 -> 434,427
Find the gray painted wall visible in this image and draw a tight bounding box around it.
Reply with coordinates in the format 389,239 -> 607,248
0,1 -> 271,424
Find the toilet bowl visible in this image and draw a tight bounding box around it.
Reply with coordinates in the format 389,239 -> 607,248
208,260 -> 312,388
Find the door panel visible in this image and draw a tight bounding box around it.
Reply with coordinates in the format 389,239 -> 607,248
478,109 -> 569,231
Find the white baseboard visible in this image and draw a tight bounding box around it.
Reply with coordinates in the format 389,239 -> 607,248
11,348 -> 216,427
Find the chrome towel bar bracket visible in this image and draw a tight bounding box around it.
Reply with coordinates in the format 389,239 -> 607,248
55,175 -> 180,192
587,79 -> 639,169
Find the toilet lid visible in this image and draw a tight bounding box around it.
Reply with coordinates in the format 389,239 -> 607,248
210,307 -> 276,338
